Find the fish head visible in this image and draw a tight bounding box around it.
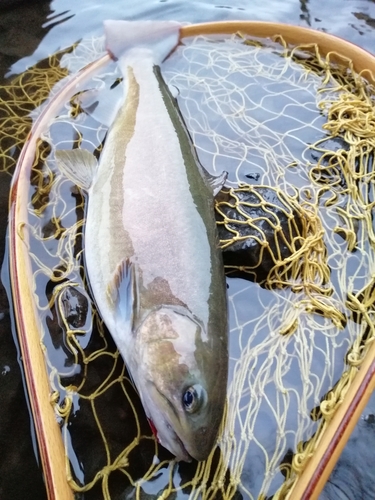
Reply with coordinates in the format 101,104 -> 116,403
134,305 -> 227,462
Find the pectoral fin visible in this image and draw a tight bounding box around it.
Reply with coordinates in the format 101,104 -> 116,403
107,259 -> 139,332
55,149 -> 98,191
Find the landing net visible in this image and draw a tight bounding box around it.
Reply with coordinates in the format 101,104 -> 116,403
2,31 -> 375,499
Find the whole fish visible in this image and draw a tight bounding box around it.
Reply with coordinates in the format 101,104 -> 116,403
56,20 -> 228,462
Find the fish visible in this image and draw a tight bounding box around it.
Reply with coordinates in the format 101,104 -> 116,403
55,19 -> 228,462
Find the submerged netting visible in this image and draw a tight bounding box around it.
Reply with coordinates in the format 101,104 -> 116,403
3,31 -> 375,499
0,49 -> 71,177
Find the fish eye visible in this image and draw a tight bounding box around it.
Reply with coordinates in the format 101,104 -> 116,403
182,384 -> 206,413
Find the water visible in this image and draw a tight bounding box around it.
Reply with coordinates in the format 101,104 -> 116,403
1,0 -> 375,499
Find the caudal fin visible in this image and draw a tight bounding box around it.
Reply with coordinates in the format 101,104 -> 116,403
104,20 -> 181,65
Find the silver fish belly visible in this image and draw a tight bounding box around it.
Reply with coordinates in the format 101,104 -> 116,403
56,20 -> 228,462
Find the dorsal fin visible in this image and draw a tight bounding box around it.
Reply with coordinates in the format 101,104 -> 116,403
204,169 -> 228,196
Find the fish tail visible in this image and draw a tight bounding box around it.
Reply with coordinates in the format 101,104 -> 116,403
104,20 -> 181,65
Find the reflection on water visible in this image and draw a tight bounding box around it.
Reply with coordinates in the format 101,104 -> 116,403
0,244 -> 47,499
0,1 -> 52,78
1,1 -> 375,499
5,0 -> 375,78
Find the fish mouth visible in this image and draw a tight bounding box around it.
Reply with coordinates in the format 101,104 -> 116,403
173,431 -> 193,462
148,417 -> 193,462
146,381 -> 194,461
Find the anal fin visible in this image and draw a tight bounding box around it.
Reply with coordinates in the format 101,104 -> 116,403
55,149 -> 98,191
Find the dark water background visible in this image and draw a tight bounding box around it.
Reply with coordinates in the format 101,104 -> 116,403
1,0 -> 375,498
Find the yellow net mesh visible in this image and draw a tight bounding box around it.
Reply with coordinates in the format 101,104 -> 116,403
3,32 -> 375,499
0,49 -> 71,177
